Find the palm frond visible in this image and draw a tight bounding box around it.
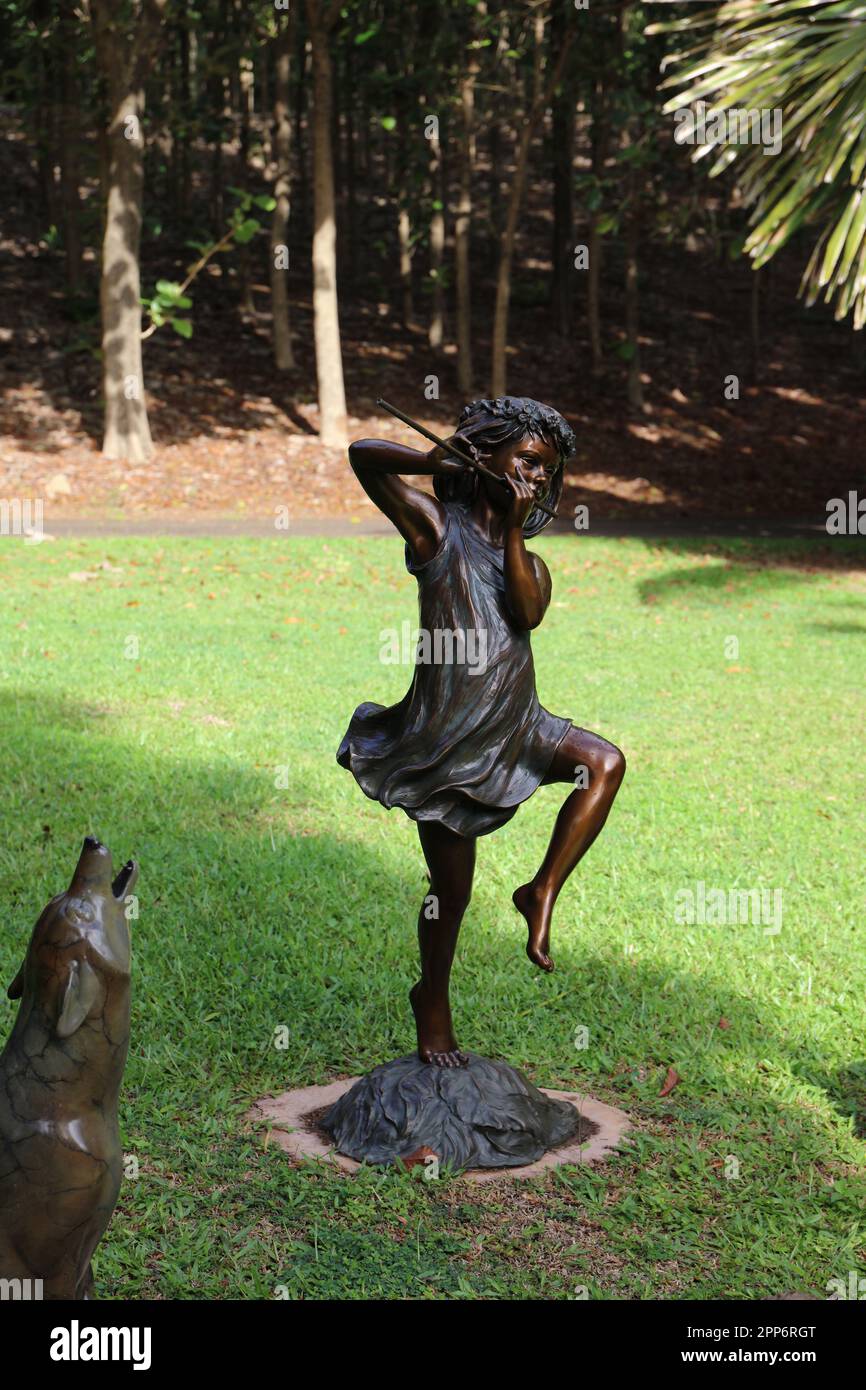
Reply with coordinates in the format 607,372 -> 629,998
652,0 -> 866,326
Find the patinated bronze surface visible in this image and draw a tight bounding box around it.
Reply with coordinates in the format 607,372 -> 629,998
0,836 -> 137,1299
336,398 -> 627,1076
325,1053 -> 592,1170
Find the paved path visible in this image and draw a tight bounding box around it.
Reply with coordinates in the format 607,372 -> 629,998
5,513 -> 841,541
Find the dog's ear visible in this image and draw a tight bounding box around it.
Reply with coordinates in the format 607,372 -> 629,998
56,959 -> 102,1039
7,965 -> 24,1000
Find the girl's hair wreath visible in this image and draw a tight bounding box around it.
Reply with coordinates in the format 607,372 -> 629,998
433,396 -> 575,538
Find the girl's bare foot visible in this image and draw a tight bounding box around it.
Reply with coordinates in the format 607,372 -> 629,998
512,882 -> 555,972
409,981 -> 468,1067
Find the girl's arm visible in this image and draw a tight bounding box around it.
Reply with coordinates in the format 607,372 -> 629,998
502,467 -> 551,630
348,438 -> 467,566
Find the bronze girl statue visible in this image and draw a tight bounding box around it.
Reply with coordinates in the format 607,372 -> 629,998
338,397 -> 626,1068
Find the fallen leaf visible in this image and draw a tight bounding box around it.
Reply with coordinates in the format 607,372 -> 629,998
397,1145 -> 439,1172
659,1066 -> 681,1098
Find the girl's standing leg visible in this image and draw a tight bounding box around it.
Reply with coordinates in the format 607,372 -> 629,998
513,727 -> 626,972
410,821 -> 476,1067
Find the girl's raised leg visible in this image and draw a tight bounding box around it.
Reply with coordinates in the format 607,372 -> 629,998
513,727 -> 626,972
410,821 -> 476,1067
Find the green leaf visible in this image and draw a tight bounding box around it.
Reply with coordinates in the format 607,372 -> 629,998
253,194 -> 277,212
820,188 -> 862,286
232,218 -> 261,244
380,116 -> 397,132
155,280 -> 185,301
171,318 -> 193,339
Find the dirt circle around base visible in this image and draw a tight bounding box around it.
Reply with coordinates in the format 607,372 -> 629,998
249,1076 -> 630,1183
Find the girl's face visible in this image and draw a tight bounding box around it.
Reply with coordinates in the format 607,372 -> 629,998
485,433 -> 559,507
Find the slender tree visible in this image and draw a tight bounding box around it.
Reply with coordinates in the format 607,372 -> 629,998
58,3 -> 83,296
88,0 -> 168,462
549,1 -> 575,336
270,9 -> 295,370
490,3 -> 571,396
455,47 -> 477,394
235,1 -> 256,316
427,116 -> 445,350
306,0 -> 347,448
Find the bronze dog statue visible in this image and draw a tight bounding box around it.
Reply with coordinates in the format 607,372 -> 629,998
0,837 -> 137,1299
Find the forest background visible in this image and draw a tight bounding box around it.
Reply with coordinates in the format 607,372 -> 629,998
0,0 -> 864,527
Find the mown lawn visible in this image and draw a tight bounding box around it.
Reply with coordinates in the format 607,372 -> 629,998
0,531 -> 864,1300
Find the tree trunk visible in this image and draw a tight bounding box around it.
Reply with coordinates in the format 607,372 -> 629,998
176,8 -> 191,223
306,0 -> 347,448
428,115 -> 445,350
486,4 -> 509,263
455,62 -> 476,395
238,45 -> 255,316
330,42 -> 342,204
206,51 -> 224,227
487,123 -> 500,260
294,27 -> 310,207
624,211 -> 643,410
58,6 -> 83,295
587,216 -> 603,371
391,42 -> 416,330
344,38 -> 358,285
258,39 -> 270,118
550,3 -> 574,336
90,0 -> 167,463
270,16 -> 295,370
99,85 -> 152,461
749,266 -> 761,383
491,10 -> 569,397
33,0 -> 57,232
398,204 -> 414,327
588,79 -> 609,375
490,134 -> 528,398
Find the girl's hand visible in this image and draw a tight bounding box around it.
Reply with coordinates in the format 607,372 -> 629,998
503,463 -> 537,531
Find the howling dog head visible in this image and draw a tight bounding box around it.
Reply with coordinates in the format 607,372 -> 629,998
6,836 -> 138,1042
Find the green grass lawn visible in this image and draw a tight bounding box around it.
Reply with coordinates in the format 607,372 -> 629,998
1,531 -> 865,1300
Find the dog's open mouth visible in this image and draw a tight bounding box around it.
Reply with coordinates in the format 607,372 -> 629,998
112,860 -> 137,900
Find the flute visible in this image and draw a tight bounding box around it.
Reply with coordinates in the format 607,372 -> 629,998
376,398 -> 558,520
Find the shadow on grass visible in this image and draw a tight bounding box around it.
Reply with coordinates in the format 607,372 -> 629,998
806,622 -> 866,636
0,688 -> 861,1148
632,539 -> 866,605
794,1061 -> 866,1142
834,1065 -> 866,1140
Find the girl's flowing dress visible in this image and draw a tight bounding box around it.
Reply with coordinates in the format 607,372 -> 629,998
337,502 -> 572,837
